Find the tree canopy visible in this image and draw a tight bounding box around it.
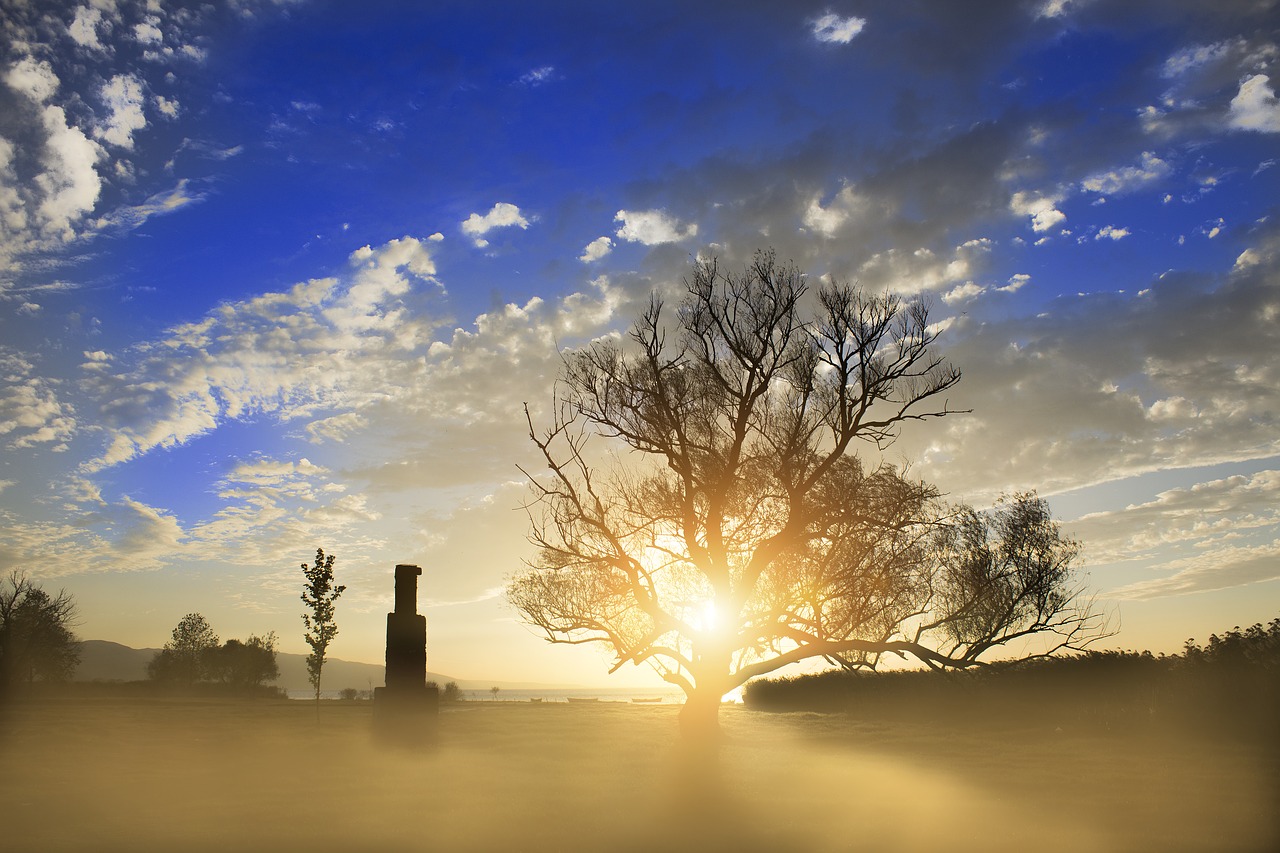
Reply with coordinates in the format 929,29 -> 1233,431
301,547 -> 344,709
148,612 -> 220,685
509,251 -> 1107,736
0,572 -> 80,696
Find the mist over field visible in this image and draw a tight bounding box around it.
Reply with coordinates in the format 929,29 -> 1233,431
3,697 -> 1275,852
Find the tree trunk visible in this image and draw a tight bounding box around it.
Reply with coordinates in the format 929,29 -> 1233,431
678,686 -> 723,740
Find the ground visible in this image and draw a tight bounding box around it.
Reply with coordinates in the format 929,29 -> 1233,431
1,696 -> 1275,851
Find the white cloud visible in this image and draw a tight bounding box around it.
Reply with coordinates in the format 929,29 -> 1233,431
35,105 -> 104,241
460,202 -> 530,247
1010,191 -> 1066,232
68,6 -> 109,51
943,282 -> 985,304
1162,40 -> 1238,79
810,12 -> 866,44
1081,152 -> 1171,195
1096,225 -> 1130,241
154,95 -> 180,119
6,57 -> 60,103
999,273 -> 1030,293
1109,541 -> 1280,599
0,351 -> 76,449
579,236 -> 613,263
1036,0 -> 1093,18
802,195 -> 848,237
1228,74 -> 1280,133
614,209 -> 697,245
91,178 -> 203,232
82,236 -> 445,471
134,18 -> 165,46
856,239 -> 992,295
96,74 -> 148,149
518,66 -> 556,86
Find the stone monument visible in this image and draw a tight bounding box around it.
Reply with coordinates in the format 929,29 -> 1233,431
373,564 -> 438,739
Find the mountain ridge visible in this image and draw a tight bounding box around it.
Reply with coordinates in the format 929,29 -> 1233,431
73,640 -> 569,691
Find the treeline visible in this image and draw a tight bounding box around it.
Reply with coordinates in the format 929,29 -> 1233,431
743,617 -> 1279,740
146,613 -> 283,697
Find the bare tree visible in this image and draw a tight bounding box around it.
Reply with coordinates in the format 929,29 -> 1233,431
301,548 -> 345,716
510,251 -> 1107,737
0,572 -> 79,697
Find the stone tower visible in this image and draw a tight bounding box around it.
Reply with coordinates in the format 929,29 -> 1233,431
385,564 -> 427,689
374,564 -> 438,739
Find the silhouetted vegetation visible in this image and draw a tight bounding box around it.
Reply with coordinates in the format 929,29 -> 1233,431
744,617 -> 1280,744
300,547 -> 345,715
428,679 -> 463,703
510,250 -> 1107,738
147,616 -> 281,696
0,572 -> 80,699
206,633 -> 279,690
147,613 -> 220,686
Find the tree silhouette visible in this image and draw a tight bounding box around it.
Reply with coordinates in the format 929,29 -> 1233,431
0,572 -> 79,698
148,612 -> 219,686
207,633 -> 280,690
510,251 -> 1107,737
301,548 -> 345,716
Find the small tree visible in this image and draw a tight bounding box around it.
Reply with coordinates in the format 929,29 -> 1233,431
149,613 -> 220,687
300,548 -> 345,715
490,685 -> 501,701
0,572 -> 80,697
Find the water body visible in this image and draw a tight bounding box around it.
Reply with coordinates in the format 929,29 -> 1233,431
286,686 -> 696,703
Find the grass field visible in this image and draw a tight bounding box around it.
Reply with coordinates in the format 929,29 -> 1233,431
2,696 -> 1276,852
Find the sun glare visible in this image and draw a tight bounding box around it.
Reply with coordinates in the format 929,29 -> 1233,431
692,598 -> 720,635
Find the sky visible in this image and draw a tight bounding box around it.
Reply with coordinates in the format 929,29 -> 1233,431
1,0 -> 1278,688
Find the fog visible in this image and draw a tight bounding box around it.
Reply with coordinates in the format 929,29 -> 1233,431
2,697 -> 1275,851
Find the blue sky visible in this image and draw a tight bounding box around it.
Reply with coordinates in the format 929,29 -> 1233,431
1,0 -> 1278,686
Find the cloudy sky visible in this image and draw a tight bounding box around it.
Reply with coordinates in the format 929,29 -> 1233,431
1,0 -> 1278,687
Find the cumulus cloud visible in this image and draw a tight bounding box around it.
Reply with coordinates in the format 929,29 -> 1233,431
1228,74 -> 1280,133
999,273 -> 1031,293
892,240 -> 1280,503
460,202 -> 530,247
35,105 -> 105,240
96,74 -> 148,149
802,198 -> 847,237
6,57 -> 60,103
0,351 -> 76,450
1081,152 -> 1171,195
68,6 -> 110,52
810,12 -> 866,44
1009,191 -> 1066,233
579,236 -> 613,263
857,238 -> 993,295
614,209 -> 697,245
1096,225 -> 1130,240
943,282 -> 985,304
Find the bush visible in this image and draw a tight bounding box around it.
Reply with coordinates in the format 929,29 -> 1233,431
743,616 -> 1280,741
